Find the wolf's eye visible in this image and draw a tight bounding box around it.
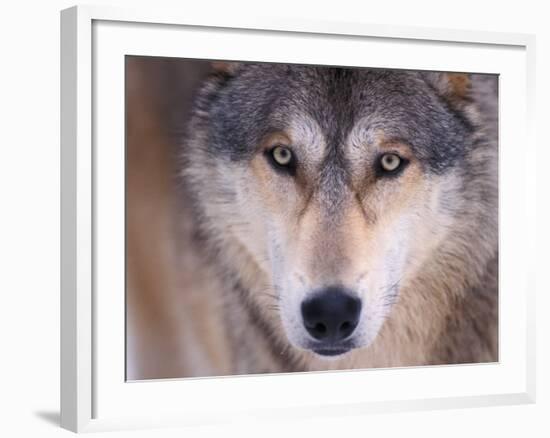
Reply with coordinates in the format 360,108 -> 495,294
265,145 -> 297,176
380,153 -> 401,171
271,146 -> 293,166
378,153 -> 408,176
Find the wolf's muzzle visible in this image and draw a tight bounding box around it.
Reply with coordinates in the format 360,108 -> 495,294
301,287 -> 361,355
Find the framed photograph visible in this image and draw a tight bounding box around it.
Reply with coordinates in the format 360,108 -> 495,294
60,5 -> 536,433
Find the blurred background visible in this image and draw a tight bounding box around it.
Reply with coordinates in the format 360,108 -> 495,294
125,57 -> 234,380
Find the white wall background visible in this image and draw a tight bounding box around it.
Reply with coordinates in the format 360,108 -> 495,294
0,1 -> 547,436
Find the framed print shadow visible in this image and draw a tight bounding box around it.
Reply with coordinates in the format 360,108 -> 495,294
61,5 -> 536,433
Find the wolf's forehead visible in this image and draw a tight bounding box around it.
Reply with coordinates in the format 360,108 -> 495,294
270,66 -> 469,173
206,64 -> 469,173
276,70 -> 379,156
279,69 -> 411,147
285,112 -> 380,160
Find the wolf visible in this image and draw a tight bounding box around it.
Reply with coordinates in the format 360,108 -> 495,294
169,62 -> 499,376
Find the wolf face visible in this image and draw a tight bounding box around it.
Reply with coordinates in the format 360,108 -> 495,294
183,63 -> 489,360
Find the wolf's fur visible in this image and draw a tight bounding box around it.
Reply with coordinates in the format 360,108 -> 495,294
177,63 -> 498,374
126,60 -> 498,379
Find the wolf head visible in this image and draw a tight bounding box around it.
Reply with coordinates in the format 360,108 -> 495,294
182,63 -> 497,360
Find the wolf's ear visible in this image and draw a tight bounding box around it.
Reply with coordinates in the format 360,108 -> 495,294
210,61 -> 241,76
424,72 -> 472,107
192,62 -> 242,113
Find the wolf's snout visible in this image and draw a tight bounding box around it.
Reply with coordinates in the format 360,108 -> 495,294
301,287 -> 361,344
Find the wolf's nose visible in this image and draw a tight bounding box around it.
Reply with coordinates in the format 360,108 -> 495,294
301,287 -> 361,342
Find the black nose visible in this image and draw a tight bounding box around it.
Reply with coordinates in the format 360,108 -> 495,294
301,287 -> 362,342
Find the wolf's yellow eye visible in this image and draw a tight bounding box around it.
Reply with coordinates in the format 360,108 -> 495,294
380,153 -> 402,172
271,146 -> 293,166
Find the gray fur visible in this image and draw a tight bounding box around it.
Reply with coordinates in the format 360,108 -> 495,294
193,65 -> 473,173
178,62 -> 498,374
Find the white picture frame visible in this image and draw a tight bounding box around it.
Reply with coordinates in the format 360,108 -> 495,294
60,4 -> 536,433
